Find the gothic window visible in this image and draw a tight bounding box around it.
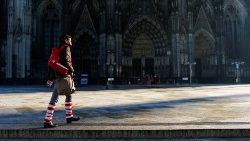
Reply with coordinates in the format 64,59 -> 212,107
33,2 -> 61,78
42,3 -> 60,57
224,3 -> 244,59
107,35 -> 115,52
204,2 -> 214,21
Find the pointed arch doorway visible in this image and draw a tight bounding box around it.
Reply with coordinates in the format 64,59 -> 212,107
123,18 -> 168,84
132,33 -> 155,81
73,33 -> 98,84
194,30 -> 216,82
33,1 -> 61,78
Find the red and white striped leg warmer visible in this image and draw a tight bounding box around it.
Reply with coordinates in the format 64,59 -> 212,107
44,103 -> 56,124
65,100 -> 73,118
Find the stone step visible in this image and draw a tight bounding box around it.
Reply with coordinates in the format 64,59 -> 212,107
1,128 -> 250,139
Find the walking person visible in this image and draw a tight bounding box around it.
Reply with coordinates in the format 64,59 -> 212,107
44,35 -> 80,128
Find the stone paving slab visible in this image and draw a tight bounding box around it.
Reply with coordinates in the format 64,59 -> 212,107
1,128 -> 250,139
0,84 -> 250,139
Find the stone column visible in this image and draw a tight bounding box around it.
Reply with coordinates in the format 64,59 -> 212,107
176,33 -> 181,79
171,11 -> 181,80
187,9 -> 194,78
115,33 -> 122,77
172,34 -> 178,78
6,0 -> 14,78
188,33 -> 194,60
23,0 -> 32,78
215,3 -> 225,81
6,0 -> 32,78
99,2 -> 107,78
99,33 -> 107,78
114,3 -> 122,78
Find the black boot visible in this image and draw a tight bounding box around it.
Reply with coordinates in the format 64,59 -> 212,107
44,123 -> 58,128
66,116 -> 80,124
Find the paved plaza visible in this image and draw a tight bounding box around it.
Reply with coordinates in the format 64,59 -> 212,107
1,84 -> 250,129
1,84 -> 250,139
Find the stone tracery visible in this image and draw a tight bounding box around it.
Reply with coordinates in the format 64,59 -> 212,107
0,0 -> 250,83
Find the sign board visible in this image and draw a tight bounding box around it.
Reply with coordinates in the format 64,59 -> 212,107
108,78 -> 114,81
80,78 -> 88,85
80,74 -> 88,85
182,77 -> 189,81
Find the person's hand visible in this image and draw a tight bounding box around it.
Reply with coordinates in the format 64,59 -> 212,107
71,73 -> 76,78
46,80 -> 53,87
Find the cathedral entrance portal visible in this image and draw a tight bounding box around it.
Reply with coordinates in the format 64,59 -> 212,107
194,30 -> 216,83
131,33 -> 155,83
73,33 -> 98,84
123,18 -> 168,84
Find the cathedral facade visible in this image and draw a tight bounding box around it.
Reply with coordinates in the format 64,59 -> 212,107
1,0 -> 250,84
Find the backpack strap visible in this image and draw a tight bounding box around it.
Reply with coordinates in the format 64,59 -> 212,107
57,45 -> 67,55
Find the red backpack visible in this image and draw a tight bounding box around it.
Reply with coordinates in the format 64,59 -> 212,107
48,45 -> 68,76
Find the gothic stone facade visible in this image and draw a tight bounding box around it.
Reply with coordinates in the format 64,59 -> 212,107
1,0 -> 250,84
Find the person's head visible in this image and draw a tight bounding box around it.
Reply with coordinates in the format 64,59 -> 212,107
60,34 -> 72,46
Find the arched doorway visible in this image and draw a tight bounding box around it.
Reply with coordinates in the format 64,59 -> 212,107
194,30 -> 216,82
123,18 -> 168,84
73,33 -> 98,84
132,33 -> 155,81
224,0 -> 247,59
33,1 -> 61,78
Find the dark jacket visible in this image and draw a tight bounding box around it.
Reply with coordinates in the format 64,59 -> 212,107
48,43 -> 74,80
60,44 -> 74,75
